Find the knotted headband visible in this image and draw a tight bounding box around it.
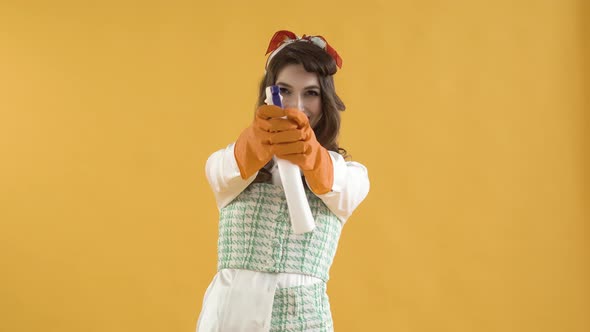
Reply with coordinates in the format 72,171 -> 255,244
265,30 -> 343,70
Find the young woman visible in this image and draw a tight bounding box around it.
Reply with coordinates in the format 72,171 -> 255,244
197,30 -> 370,332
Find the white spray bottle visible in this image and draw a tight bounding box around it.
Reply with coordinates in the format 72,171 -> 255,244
265,85 -> 316,234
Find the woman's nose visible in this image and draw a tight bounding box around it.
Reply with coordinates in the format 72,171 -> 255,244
284,95 -> 304,110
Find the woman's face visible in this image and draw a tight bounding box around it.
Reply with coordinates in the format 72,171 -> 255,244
275,64 -> 322,128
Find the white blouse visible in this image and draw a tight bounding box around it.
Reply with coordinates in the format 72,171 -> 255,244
197,143 -> 369,331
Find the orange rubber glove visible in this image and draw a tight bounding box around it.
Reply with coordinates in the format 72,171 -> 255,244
270,109 -> 334,195
234,105 -> 298,179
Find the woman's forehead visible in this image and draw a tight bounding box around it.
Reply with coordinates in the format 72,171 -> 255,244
276,64 -> 319,87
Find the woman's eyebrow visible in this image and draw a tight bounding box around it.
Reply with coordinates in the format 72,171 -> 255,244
276,82 -> 320,90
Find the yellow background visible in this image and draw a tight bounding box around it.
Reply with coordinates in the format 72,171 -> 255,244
1,0 -> 588,331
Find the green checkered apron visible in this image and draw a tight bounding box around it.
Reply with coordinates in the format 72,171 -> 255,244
217,183 -> 342,331
270,281 -> 333,331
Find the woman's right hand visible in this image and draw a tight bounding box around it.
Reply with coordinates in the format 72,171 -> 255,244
234,105 -> 298,179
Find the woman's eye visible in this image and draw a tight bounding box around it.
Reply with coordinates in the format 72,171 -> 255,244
279,87 -> 291,95
306,90 -> 320,96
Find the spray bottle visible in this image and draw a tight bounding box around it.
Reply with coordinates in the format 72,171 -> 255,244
265,85 -> 316,234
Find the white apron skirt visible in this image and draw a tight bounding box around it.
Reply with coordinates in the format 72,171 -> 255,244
197,269 -> 279,332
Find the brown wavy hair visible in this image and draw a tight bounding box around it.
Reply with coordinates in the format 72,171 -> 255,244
253,41 -> 348,183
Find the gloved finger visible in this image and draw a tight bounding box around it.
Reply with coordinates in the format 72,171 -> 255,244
258,118 -> 298,132
269,129 -> 305,144
257,105 -> 286,119
252,127 -> 274,145
284,108 -> 310,128
272,141 -> 308,156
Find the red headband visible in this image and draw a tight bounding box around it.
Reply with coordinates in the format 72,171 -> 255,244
265,30 -> 343,69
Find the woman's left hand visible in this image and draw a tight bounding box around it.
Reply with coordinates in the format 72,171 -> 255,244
270,109 -> 334,194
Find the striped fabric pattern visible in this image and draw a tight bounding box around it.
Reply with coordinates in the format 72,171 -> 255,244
217,183 -> 343,282
270,282 -> 333,331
